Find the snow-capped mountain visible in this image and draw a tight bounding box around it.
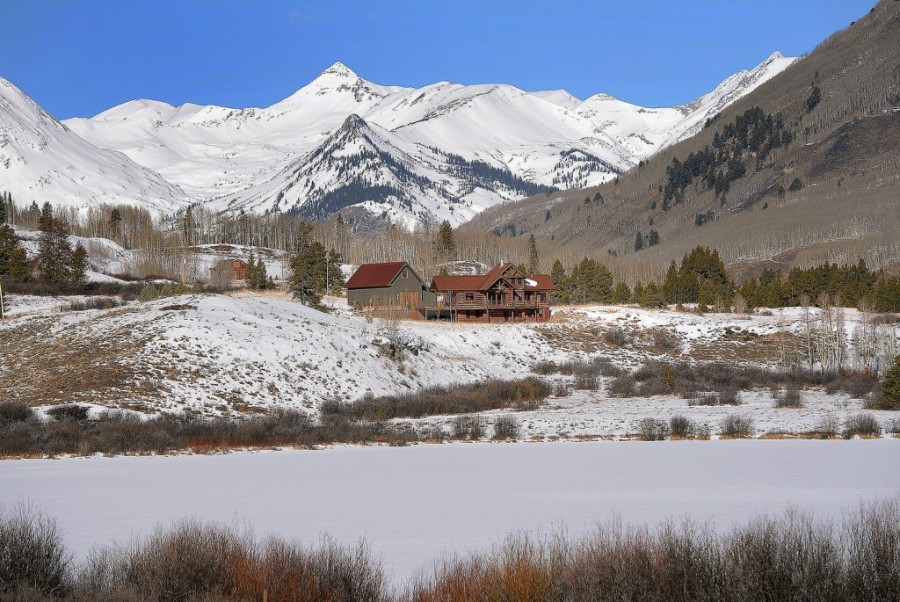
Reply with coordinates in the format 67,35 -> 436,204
1,53 -> 796,226
0,78 -> 187,214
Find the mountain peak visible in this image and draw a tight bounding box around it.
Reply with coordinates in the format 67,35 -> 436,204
319,61 -> 358,79
341,113 -> 368,130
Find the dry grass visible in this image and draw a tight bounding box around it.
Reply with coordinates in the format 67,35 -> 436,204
0,311 -> 161,407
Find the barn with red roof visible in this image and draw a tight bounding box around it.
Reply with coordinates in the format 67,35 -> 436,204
344,262 -> 432,311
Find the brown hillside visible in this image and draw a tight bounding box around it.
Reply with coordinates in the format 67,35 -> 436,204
465,0 -> 900,282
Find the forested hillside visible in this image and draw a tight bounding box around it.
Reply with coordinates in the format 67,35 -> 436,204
466,0 -> 900,283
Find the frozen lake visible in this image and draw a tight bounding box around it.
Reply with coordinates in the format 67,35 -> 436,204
2,440 -> 899,586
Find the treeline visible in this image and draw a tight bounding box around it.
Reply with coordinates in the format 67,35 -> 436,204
737,260 -> 900,313
551,245 -> 900,314
1,194 -> 535,283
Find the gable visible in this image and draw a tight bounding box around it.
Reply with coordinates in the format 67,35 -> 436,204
480,264 -> 526,290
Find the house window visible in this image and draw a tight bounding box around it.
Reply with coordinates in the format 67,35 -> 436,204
465,293 -> 475,302
401,269 -> 408,279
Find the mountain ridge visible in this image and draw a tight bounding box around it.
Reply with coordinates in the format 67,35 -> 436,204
1,53 -> 796,226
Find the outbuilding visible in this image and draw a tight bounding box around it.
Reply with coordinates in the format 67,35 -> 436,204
345,262 -> 433,313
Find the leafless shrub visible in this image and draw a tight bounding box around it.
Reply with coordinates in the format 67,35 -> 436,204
813,415 -> 840,439
46,405 -> 90,422
608,375 -> 636,398
651,328 -> 681,352
669,415 -> 698,439
492,415 -> 520,440
323,378 -> 550,420
421,425 -> 446,442
76,521 -> 388,602
885,420 -> 900,436
0,409 -> 421,458
825,372 -> 877,398
533,358 -> 623,378
452,416 -> 484,441
405,502 -> 900,601
0,402 -> 35,425
2,280 -> 146,300
774,388 -> 804,408
720,415 -> 754,438
574,376 -> 598,391
65,298 -> 125,312
552,382 -> 571,397
531,360 -> 559,375
842,414 -> 881,439
843,500 -> 900,600
637,380 -> 674,397
0,505 -> 70,598
637,418 -> 670,441
717,391 -> 741,406
603,327 -> 631,347
688,393 -> 719,406
633,361 -> 662,382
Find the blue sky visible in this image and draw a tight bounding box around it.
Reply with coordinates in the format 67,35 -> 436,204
0,0 -> 875,119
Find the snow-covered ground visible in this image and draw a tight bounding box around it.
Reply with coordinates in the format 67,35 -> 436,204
2,441 -> 898,587
2,293 -> 898,438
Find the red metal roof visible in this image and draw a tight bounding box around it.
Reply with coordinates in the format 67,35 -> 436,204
525,274 -> 555,291
431,274 -> 485,291
345,262 -> 410,289
431,265 -> 555,292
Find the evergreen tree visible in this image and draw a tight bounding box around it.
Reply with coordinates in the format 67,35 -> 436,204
527,234 -> 539,274
326,248 -> 345,294
436,220 -> 456,261
288,240 -> 327,308
0,192 -> 7,224
108,208 -> 122,239
634,231 -> 645,252
640,282 -> 666,308
69,243 -> 88,285
648,229 -> 660,246
37,207 -> 74,285
246,253 -> 268,290
880,356 -> 900,410
612,281 -> 631,304
8,247 -> 29,283
38,202 -> 53,233
550,259 -> 570,304
631,282 -> 644,304
697,279 -> 717,312
570,258 -> 613,304
0,225 -> 18,275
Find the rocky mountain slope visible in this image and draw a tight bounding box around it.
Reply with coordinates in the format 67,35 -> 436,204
467,0 -> 899,275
